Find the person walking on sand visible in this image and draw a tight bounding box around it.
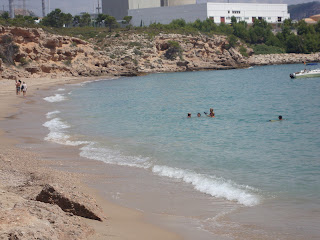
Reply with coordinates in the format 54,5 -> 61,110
21,82 -> 27,97
15,80 -> 21,95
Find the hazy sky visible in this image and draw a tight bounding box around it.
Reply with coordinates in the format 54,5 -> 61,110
0,0 -> 318,17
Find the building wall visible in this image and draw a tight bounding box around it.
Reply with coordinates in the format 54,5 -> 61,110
129,3 -> 207,26
129,0 -> 160,9
129,3 -> 290,26
207,3 -> 290,24
102,0 -> 161,20
102,0 -> 129,20
168,0 -> 196,6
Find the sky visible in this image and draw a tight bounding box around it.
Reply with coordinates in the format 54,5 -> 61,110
0,0 -> 318,17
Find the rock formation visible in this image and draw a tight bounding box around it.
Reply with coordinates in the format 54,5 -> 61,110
0,147 -> 103,240
0,25 -> 319,80
0,26 -> 251,79
36,184 -> 102,221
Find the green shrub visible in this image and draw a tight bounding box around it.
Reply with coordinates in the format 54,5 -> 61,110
19,57 -> 29,66
70,41 -> 77,47
133,59 -> 138,66
133,48 -> 142,55
0,35 -> 19,65
165,41 -> 182,60
63,59 -> 72,66
253,44 -> 285,54
129,42 -> 143,48
225,35 -> 238,50
239,46 -> 248,57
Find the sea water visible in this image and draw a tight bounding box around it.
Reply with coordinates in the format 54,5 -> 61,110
43,64 -> 320,239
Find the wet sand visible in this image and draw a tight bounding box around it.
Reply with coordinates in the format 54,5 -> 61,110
0,76 -> 182,240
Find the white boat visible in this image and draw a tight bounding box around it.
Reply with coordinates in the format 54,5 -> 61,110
290,68 -> 320,79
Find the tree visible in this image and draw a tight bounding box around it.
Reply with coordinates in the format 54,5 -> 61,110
233,21 -> 249,42
249,19 -> 272,44
1,12 -> 9,20
297,20 -> 309,35
41,9 -> 70,28
231,16 -> 237,26
265,34 -> 283,49
123,16 -> 132,25
104,15 -> 117,32
63,13 -> 73,27
315,21 -> 320,33
201,18 -> 217,32
73,15 -> 81,27
302,33 -> 320,53
80,13 -> 91,27
96,13 -> 106,27
286,35 -> 305,53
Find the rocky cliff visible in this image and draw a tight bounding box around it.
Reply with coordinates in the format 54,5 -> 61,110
0,26 -> 251,79
0,26 -> 319,80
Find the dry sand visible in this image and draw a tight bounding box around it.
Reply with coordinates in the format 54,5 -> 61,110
0,76 -> 181,240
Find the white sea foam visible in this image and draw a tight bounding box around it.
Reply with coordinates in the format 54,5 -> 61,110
79,141 -> 259,206
43,94 -> 67,103
43,118 -> 88,146
46,110 -> 61,119
80,143 -> 151,169
152,165 -> 260,207
57,88 -> 65,91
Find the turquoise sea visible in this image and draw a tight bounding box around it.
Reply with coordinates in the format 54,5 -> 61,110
43,64 -> 320,239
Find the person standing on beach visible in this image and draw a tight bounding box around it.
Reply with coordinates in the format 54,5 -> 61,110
21,82 -> 27,97
15,80 -> 21,95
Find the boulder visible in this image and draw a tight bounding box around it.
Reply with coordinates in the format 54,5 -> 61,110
36,184 -> 102,221
25,66 -> 40,74
43,38 -> 62,49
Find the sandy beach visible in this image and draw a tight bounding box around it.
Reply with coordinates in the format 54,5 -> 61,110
0,76 -> 182,240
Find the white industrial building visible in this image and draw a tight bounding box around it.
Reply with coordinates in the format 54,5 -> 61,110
129,2 -> 290,26
102,0 -> 196,20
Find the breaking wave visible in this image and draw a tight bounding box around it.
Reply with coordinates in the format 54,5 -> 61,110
43,94 -> 67,103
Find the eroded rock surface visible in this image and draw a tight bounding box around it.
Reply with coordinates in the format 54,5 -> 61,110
36,184 -> 102,221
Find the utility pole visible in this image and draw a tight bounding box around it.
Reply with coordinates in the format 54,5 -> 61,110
22,0 -> 26,15
96,0 -> 101,14
9,0 -> 14,18
48,0 -> 50,14
42,0 -> 45,17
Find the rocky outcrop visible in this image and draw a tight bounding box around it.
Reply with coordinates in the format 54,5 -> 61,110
0,26 -> 319,80
248,53 -> 320,66
99,32 -> 250,74
0,192 -> 93,240
0,26 -> 120,79
0,26 -> 251,79
0,147 -> 103,240
36,184 -> 102,221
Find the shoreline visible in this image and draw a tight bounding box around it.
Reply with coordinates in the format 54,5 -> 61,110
0,76 -> 182,239
1,64 -> 319,240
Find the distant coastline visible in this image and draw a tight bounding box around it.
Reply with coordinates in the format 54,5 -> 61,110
1,26 -> 319,82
